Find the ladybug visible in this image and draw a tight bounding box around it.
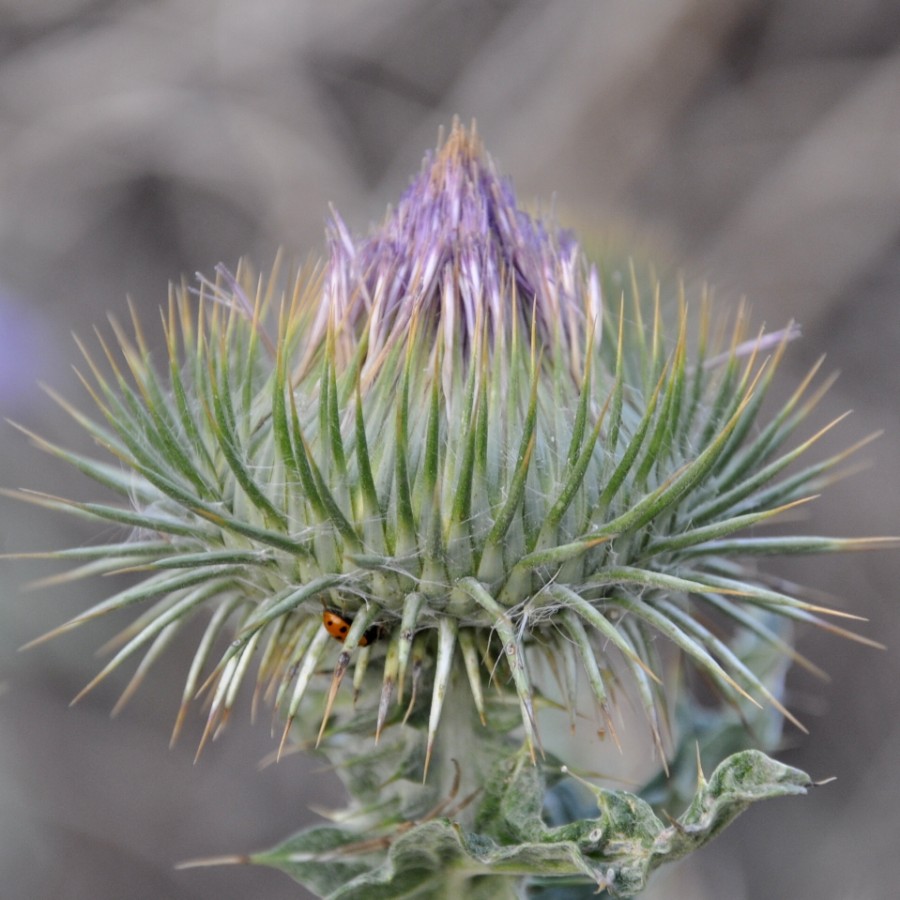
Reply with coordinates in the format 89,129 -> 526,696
322,609 -> 381,647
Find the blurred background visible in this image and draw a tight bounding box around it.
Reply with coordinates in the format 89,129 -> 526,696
1,1 -> 898,897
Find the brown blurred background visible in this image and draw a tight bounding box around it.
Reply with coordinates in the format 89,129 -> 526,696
1,2 -> 898,898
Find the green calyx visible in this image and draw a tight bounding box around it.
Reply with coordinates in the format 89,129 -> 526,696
13,253 -> 886,764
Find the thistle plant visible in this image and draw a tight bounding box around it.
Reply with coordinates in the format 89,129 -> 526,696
10,122 -> 894,898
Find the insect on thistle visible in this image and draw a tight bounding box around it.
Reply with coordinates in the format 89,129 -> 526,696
322,608 -> 383,647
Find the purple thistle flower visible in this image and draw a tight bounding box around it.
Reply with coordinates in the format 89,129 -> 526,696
14,120 -> 892,898
320,122 -> 601,372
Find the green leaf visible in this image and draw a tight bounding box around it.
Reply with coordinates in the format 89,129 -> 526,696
247,748 -> 811,898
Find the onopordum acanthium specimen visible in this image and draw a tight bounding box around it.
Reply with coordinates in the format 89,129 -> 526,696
10,122 -> 894,897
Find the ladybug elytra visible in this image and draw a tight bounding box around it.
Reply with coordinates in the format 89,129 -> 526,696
322,609 -> 380,647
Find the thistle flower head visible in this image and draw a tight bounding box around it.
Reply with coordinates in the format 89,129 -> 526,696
320,123 -> 599,365
14,121 -> 887,785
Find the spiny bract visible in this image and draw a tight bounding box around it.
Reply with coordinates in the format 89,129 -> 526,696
14,122 -> 885,776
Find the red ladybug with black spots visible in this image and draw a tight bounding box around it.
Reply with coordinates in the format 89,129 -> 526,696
322,609 -> 382,647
